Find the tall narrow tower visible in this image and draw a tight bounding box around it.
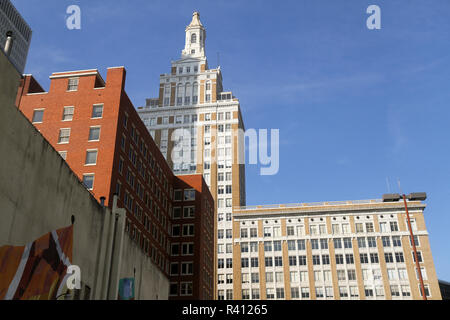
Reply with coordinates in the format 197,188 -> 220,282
138,12 -> 246,300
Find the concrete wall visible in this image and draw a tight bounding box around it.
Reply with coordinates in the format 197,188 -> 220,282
0,70 -> 106,298
0,52 -> 168,299
120,237 -> 169,300
0,49 -> 21,108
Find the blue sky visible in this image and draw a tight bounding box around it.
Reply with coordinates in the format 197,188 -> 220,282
13,0 -> 450,281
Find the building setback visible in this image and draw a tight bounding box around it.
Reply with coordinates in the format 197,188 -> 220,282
137,11 -> 246,299
231,198 -> 441,300
16,67 -> 214,299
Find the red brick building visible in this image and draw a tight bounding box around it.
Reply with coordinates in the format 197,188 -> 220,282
16,67 -> 214,299
170,174 -> 214,299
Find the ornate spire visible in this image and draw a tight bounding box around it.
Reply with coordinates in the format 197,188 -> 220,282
182,12 -> 206,58
186,12 -> 203,29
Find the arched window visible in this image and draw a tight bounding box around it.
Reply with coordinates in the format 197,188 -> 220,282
191,33 -> 197,44
192,82 -> 199,104
177,84 -> 184,106
184,83 -> 191,105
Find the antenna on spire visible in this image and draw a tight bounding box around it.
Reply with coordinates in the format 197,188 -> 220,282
217,51 -> 220,68
385,177 -> 391,193
397,178 -> 403,195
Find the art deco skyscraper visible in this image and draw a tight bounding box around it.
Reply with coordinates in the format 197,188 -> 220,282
138,12 -> 246,299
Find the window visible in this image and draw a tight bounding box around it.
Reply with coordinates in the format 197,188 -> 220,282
88,127 -> 100,141
67,78 -> 79,91
288,240 -> 296,251
289,256 -> 297,266
379,222 -> 388,233
57,128 -> 71,144
349,286 -> 359,298
412,251 -> 423,263
355,223 -> 364,233
370,253 -> 379,263
339,286 -> 348,298
241,258 -> 249,268
85,150 -> 98,165
333,238 -> 342,249
301,288 -> 310,299
291,287 -> 300,299
273,241 -> 282,251
182,224 -> 194,236
390,285 -> 400,297
251,273 -> 259,283
365,222 -> 374,233
83,174 -> 94,190
365,287 -> 374,298
395,252 -> 405,263
320,239 -> 328,250
183,207 -> 195,218
332,224 -> 340,235
274,256 -> 283,267
172,207 -> 181,219
32,109 -> 44,123
264,241 -> 272,252
242,289 -> 250,300
170,263 -> 179,275
322,255 -> 330,265
297,240 -> 306,250
360,253 -> 369,264
298,256 -> 307,266
312,255 -> 321,265
182,243 -> 194,255
335,254 -> 344,265
266,288 -> 275,299
58,151 -> 67,160
62,106 -> 74,121
181,262 -> 193,275
184,189 -> 195,200
357,237 -> 366,248
172,225 -> 181,237
409,235 -> 420,247
276,288 -> 285,299
311,239 -> 319,250
382,236 -> 391,247
266,272 -> 274,283
392,236 -> 402,247
169,283 -> 178,296
343,238 -> 352,249
385,253 -> 394,263
367,237 -> 377,248
401,285 -> 411,297
180,282 -> 193,296
346,254 -> 354,264
390,221 -> 399,232
92,104 -> 103,118
348,270 -> 357,281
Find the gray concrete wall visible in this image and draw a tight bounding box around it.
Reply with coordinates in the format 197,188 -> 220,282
0,49 -> 20,108
0,71 -> 107,298
0,52 -> 168,299
120,237 -> 169,300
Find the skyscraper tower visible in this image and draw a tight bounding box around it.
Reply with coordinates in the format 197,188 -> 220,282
0,0 -> 32,73
138,12 -> 246,299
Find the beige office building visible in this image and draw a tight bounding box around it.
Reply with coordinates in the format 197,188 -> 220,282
230,198 -> 441,300
137,12 -> 246,299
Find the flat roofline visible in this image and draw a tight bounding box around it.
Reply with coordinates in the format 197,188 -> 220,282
234,198 -> 425,212
51,69 -> 99,75
49,69 -> 106,87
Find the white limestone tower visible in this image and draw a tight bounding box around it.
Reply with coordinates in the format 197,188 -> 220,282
138,11 -> 246,300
